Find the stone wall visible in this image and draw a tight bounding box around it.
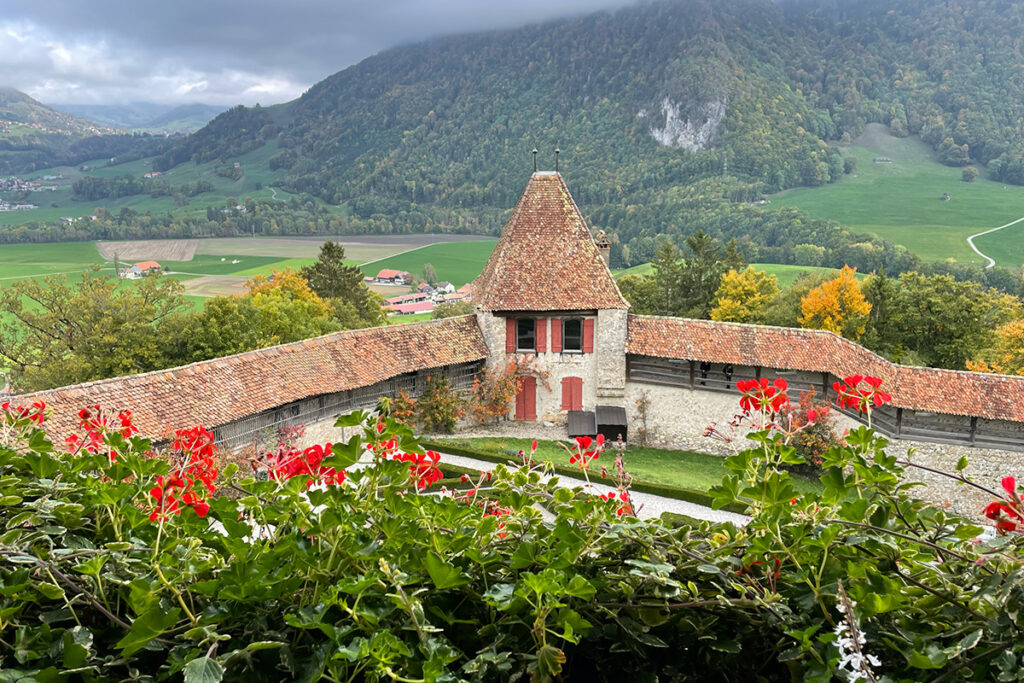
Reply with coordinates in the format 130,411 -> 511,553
595,309 -> 628,403
624,381 -> 1009,519
474,309 -> 619,424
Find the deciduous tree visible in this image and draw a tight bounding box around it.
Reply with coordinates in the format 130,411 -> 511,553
0,267 -> 186,391
710,267 -> 779,323
798,265 -> 871,339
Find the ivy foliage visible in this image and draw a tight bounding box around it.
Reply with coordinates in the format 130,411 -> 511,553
0,392 -> 1021,681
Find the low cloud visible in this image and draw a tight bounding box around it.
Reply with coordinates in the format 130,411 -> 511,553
2,0 -> 631,106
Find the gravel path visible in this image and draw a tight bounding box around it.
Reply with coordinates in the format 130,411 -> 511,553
435,451 -> 749,526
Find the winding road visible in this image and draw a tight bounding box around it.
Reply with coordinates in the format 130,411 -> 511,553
966,214 -> 1024,268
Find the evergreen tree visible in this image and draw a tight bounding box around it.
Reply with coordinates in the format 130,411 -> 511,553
300,241 -> 386,328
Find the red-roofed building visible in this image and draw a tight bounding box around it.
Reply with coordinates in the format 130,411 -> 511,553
375,269 -> 412,285
386,301 -> 435,315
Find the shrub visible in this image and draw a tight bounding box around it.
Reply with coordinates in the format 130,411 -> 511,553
468,362 -> 519,424
0,378 -> 1021,681
415,374 -> 464,433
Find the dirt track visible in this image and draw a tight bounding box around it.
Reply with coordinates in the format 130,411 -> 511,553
94,235 -> 491,263
180,275 -> 249,297
96,240 -> 199,262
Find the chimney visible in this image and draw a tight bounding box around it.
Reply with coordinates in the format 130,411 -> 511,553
594,229 -> 611,268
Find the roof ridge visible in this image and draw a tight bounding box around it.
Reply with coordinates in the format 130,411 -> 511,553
14,315 -> 480,399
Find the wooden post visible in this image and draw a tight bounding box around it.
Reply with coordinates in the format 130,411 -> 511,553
896,408 -> 903,438
689,360 -> 695,388
969,416 -> 978,445
821,372 -> 829,397
755,366 -> 762,380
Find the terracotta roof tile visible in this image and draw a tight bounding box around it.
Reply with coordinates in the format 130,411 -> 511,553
474,172 -> 627,311
16,316 -> 486,440
627,314 -> 1024,422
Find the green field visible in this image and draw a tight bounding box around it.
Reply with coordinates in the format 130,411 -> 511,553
614,262 -> 849,289
1,141 -> 311,228
359,240 -> 497,286
773,124 -> 1024,267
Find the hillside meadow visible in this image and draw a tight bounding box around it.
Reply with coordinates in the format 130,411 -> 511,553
774,124 -> 1024,267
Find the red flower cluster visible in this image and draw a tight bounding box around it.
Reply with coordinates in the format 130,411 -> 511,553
737,378 -> 790,415
150,426 -> 218,521
568,434 -> 604,469
393,450 -> 443,489
267,443 -> 346,491
600,490 -> 634,517
984,476 -> 1023,535
66,405 -> 138,458
832,375 -> 892,413
0,399 -> 46,426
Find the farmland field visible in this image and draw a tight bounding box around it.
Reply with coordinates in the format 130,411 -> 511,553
358,239 -> 497,286
773,124 -> 1024,267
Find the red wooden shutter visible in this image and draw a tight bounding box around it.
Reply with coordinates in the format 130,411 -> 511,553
505,318 -> 516,354
536,318 -> 547,353
561,377 -> 571,410
550,319 -> 562,352
572,377 -> 583,410
582,318 -> 595,353
515,385 -> 525,420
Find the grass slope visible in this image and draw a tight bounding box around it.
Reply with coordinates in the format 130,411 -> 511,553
359,240 -> 497,286
773,124 -> 1024,267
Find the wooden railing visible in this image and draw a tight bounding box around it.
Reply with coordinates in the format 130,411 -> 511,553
627,355 -> 1024,452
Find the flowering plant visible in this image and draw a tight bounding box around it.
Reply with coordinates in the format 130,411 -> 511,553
1,387 -> 1021,681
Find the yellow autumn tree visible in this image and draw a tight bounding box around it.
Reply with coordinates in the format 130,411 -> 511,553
710,267 -> 780,323
798,265 -> 871,340
967,318 -> 1024,375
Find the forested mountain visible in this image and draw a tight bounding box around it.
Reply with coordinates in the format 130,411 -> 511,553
0,88 -> 169,173
145,0 -> 1024,268
50,101 -> 227,133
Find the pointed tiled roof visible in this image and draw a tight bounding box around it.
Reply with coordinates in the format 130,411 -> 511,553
474,172 -> 627,311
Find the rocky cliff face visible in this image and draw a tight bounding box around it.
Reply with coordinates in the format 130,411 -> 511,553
646,96 -> 727,152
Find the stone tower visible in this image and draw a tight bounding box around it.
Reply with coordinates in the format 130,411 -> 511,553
473,171 -> 629,422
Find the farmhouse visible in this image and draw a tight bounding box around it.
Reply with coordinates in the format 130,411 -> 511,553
375,269 -> 412,285
15,171 -> 1024,516
121,261 -> 163,279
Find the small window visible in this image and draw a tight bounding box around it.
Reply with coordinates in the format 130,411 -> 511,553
563,319 -> 583,352
516,318 -> 536,352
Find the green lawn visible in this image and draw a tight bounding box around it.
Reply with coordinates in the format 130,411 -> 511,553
359,240 -> 497,286
432,436 -> 821,495
772,123 -> 1024,266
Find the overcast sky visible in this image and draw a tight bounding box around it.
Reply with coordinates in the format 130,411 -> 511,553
1,0 -> 633,107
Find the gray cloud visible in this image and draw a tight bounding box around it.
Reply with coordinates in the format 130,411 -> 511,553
1,0 -> 632,106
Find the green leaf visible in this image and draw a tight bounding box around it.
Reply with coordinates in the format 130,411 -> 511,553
245,641 -> 286,651
956,455 -> 969,471
334,410 -> 369,427
183,656 -> 224,683
323,437 -> 362,471
423,552 -> 469,589
0,495 -> 22,506
62,626 -> 93,669
35,583 -> 65,600
115,606 -> 180,657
